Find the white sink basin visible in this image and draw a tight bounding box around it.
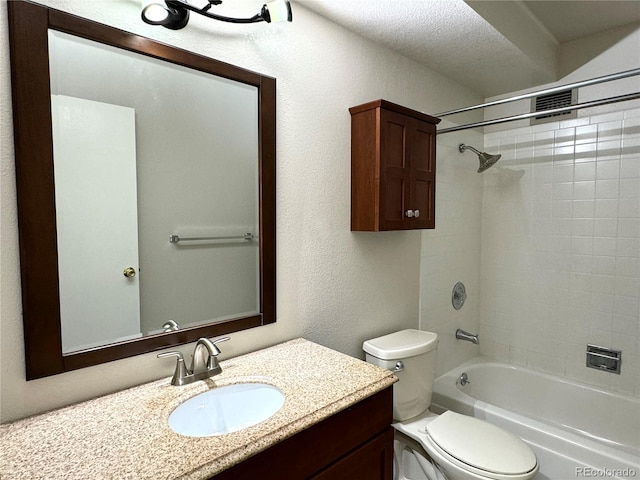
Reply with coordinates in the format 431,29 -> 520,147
168,383 -> 284,437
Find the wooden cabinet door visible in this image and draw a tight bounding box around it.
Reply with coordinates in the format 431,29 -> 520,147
310,427 -> 394,480
408,118 -> 436,229
379,109 -> 411,230
379,110 -> 436,230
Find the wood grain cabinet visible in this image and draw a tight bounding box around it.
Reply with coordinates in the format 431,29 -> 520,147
350,99 -> 441,231
213,387 -> 393,480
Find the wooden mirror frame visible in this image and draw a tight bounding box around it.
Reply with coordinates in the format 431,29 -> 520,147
7,0 -> 276,380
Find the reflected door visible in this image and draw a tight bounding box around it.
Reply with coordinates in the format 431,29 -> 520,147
52,95 -> 141,353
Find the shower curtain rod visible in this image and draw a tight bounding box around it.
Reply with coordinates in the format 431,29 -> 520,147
437,92 -> 640,134
436,67 -> 640,117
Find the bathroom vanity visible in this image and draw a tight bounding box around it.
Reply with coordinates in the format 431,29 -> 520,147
216,387 -> 393,479
0,339 -> 395,479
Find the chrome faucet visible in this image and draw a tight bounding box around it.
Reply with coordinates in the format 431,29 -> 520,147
162,319 -> 179,332
158,336 -> 230,386
455,328 -> 479,345
191,337 -> 222,380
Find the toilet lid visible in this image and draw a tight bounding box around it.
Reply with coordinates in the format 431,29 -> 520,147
425,411 -> 537,475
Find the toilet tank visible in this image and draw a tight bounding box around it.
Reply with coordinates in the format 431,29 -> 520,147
363,329 -> 438,421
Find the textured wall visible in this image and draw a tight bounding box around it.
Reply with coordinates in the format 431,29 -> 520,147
0,0 -> 480,421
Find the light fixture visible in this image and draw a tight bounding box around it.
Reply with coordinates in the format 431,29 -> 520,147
141,0 -> 292,30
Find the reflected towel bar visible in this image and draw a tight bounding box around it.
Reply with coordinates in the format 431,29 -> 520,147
169,233 -> 256,244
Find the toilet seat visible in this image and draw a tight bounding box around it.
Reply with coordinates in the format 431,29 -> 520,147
394,411 -> 538,480
426,411 -> 537,477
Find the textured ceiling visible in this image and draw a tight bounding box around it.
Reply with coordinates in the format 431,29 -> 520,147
523,0 -> 640,43
300,0 -> 640,97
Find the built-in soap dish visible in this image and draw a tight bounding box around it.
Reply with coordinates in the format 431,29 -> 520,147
586,344 -> 621,374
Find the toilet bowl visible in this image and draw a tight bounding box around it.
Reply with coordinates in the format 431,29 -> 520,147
364,329 -> 538,480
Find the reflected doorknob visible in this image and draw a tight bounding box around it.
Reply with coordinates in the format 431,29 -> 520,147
123,267 -> 136,278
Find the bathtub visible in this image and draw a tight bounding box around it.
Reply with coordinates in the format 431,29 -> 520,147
431,357 -> 640,480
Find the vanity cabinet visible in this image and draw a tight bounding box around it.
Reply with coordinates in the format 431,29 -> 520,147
350,100 -> 440,231
213,387 -> 393,480
310,428 -> 393,480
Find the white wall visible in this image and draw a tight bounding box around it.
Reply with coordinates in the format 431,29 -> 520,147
478,26 -> 640,397
0,0 -> 481,422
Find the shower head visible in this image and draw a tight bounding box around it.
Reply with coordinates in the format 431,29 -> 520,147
458,144 -> 501,173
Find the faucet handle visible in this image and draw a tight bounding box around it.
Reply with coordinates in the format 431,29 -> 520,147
157,350 -> 184,360
201,337 -> 229,374
206,337 -> 230,371
210,336 -> 230,355
158,351 -> 190,386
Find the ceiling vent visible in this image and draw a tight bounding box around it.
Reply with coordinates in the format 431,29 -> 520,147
530,88 -> 577,125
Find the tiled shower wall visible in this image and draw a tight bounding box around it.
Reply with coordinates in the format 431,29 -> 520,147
420,127 -> 484,377
480,108 -> 640,397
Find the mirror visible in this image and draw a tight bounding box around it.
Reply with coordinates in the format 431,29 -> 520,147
50,30 -> 261,354
8,0 -> 276,379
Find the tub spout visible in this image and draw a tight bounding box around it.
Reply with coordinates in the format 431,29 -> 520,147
456,329 -> 479,344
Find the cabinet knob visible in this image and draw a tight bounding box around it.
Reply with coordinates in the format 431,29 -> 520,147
414,209 -> 420,218
405,210 -> 414,218
123,267 -> 136,278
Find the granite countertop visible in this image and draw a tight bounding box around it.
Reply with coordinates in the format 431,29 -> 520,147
0,338 -> 396,479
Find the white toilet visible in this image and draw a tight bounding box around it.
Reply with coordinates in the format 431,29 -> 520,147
364,329 -> 538,480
